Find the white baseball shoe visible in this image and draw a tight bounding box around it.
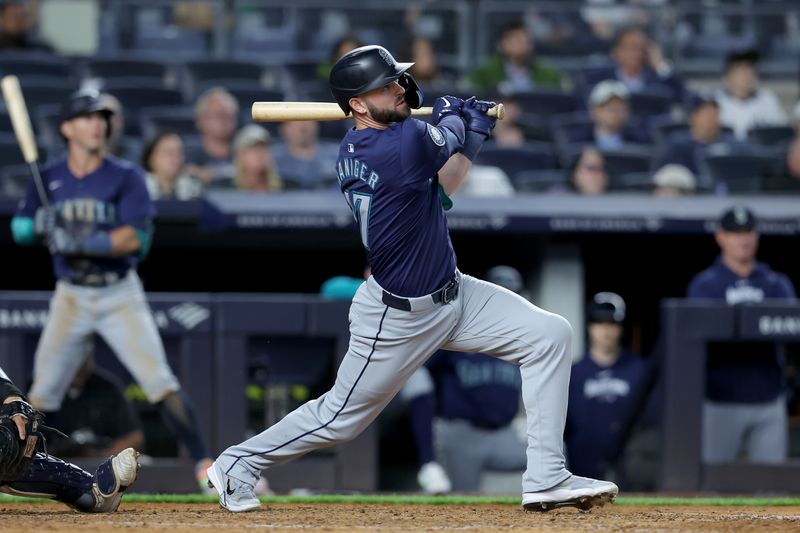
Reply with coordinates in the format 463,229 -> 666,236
522,475 -> 618,512
417,461 -> 452,494
206,460 -> 260,512
92,447 -> 141,512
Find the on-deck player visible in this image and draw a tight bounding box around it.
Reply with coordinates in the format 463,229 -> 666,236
10,89 -> 215,490
207,45 -> 618,512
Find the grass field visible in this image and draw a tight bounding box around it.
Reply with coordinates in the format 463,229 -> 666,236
3,493 -> 800,532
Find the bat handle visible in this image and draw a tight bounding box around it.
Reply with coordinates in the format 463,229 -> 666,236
487,104 -> 504,120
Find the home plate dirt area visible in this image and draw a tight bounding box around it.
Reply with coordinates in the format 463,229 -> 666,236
3,502 -> 800,532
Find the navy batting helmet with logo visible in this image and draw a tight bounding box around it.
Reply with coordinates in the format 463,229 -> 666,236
329,45 -> 423,115
60,88 -> 114,137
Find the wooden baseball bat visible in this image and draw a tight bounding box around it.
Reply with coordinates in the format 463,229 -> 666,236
1,74 -> 48,206
252,101 -> 505,122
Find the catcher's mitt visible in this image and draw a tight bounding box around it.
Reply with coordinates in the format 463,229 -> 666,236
0,400 -> 43,481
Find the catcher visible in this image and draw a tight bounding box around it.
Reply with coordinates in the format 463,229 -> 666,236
0,365 -> 139,512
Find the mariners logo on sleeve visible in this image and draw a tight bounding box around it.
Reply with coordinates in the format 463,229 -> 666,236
426,124 -> 445,146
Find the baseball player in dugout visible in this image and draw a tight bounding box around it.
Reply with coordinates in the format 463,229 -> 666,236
207,45 -> 618,512
9,89 -> 216,492
0,364 -> 139,511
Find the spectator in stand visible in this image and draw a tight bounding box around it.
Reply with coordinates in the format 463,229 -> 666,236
470,20 -> 563,95
569,80 -> 649,150
653,94 -> 742,177
272,120 -> 340,189
651,164 -> 696,198
46,350 -> 145,458
583,26 -> 687,108
142,131 -> 202,201
230,124 -> 282,193
100,93 -> 141,163
0,0 -> 52,51
185,87 -> 238,186
787,103 -> 800,182
489,96 -> 526,148
402,36 -> 458,94
565,292 -> 648,481
404,266 -> 528,493
715,49 -> 788,140
316,35 -> 363,85
688,206 -> 796,464
564,147 -> 609,195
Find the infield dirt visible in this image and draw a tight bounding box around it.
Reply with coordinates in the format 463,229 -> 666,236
2,502 -> 800,532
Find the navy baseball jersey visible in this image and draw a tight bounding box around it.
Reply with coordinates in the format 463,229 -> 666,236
565,350 -> 647,479
427,350 -> 522,429
337,118 -> 459,297
688,257 -> 797,403
16,156 -> 154,280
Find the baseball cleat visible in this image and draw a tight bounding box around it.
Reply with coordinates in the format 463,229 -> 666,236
206,460 -> 260,512
92,447 -> 141,512
521,475 -> 618,512
417,461 -> 452,494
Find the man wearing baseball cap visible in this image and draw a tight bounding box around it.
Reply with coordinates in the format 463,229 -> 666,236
687,206 -> 796,464
565,292 -> 647,482
568,80 -> 649,150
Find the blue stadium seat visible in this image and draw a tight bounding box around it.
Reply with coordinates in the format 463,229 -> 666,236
513,90 -> 578,117
474,143 -> 558,183
139,107 -> 196,140
103,83 -> 184,135
703,152 -> 784,193
600,147 -> 653,178
629,90 -> 674,117
85,57 -> 171,86
512,169 -> 568,192
0,132 -> 46,167
0,53 -> 73,83
747,125 -> 796,147
16,83 -> 74,110
133,26 -> 209,59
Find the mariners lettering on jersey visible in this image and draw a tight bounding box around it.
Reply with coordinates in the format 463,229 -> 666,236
337,157 -> 380,189
725,282 -> 765,305
58,198 -> 117,225
455,359 -> 521,389
582,370 -> 630,403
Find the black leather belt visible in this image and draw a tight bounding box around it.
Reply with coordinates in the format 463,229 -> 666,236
66,270 -> 127,288
382,274 -> 459,312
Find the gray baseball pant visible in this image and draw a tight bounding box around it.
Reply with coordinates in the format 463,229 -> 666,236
702,397 -> 787,463
217,272 -> 573,494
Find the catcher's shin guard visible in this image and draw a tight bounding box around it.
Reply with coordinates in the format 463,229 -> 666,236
0,453 -> 96,511
0,448 -> 140,512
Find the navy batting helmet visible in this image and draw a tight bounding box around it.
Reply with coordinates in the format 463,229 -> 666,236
60,89 -> 113,135
329,45 -> 423,115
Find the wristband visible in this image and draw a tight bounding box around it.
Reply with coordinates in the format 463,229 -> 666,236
461,131 -> 487,161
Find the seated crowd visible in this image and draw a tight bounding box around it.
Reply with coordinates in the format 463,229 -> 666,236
0,4 -> 798,200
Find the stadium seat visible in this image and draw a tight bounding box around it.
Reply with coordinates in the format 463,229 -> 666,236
629,90 -> 674,117
612,171 -> 654,192
513,90 -> 578,117
474,143 -> 558,183
0,53 -> 73,82
85,57 -> 172,87
512,169 -> 568,192
747,125 -> 796,147
703,152 -> 784,193
16,84 -> 74,110
133,26 -> 209,59
601,147 -> 653,178
139,106 -> 196,140
0,132 -> 46,167
103,84 -> 184,135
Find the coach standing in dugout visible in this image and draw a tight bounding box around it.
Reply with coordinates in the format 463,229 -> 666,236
9,89 -> 215,491
688,206 -> 797,464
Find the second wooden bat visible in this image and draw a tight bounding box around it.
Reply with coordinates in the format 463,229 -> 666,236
252,101 -> 505,123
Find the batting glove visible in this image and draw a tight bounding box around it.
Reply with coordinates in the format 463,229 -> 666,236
46,227 -> 82,256
461,96 -> 497,137
33,206 -> 57,236
431,96 -> 464,126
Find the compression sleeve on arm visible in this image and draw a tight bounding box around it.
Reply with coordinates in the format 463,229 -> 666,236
10,216 -> 36,246
461,131 -> 487,161
0,377 -> 25,403
437,114 -> 466,150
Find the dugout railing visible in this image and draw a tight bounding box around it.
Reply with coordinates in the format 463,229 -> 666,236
661,299 -> 800,493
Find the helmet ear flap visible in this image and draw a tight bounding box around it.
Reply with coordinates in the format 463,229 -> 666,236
398,73 -> 423,109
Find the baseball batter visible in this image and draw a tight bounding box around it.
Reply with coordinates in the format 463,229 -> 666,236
10,89 -> 214,490
208,45 -> 618,512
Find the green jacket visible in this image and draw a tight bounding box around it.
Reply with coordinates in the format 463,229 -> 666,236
470,55 -> 563,93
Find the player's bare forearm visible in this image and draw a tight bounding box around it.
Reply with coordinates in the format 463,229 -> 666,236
110,226 -> 141,256
438,153 -> 472,196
